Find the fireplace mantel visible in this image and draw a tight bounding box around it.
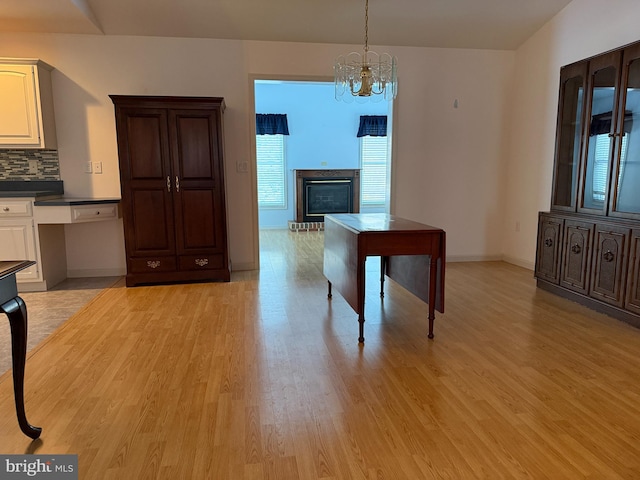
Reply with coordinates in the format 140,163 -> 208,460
294,169 -> 360,223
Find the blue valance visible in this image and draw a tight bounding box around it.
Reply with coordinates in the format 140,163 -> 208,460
256,114 -> 290,135
357,115 -> 387,137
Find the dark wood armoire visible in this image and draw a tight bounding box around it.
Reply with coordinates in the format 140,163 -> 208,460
110,96 -> 230,286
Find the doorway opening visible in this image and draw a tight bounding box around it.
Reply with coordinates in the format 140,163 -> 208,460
251,77 -> 394,264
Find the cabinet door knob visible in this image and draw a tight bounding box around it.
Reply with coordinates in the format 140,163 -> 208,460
571,243 -> 582,254
2,207 -> 9,212
167,176 -> 171,192
544,238 -> 553,247
603,250 -> 615,262
176,176 -> 180,192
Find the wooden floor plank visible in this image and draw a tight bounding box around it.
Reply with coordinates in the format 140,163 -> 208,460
1,229 -> 640,478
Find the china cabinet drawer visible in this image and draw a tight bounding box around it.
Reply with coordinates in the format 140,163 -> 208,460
0,200 -> 33,217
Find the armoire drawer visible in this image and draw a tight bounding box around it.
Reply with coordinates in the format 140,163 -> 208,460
178,254 -> 224,271
129,256 -> 177,273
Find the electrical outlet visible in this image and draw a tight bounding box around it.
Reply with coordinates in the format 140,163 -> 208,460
84,162 -> 92,174
237,161 -> 248,173
94,161 -> 103,174
28,159 -> 38,174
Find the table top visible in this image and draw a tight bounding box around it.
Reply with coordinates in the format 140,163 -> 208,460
325,213 -> 444,234
0,261 -> 36,281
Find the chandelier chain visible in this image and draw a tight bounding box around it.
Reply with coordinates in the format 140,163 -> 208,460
364,0 -> 369,53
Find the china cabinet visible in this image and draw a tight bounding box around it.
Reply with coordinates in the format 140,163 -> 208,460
536,40 -> 640,328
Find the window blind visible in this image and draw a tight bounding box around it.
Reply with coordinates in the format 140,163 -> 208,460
256,135 -> 286,208
360,136 -> 388,206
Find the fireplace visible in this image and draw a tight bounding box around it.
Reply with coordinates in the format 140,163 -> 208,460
295,169 -> 360,222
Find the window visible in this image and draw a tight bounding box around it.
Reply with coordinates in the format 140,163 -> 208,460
360,135 -> 388,206
256,134 -> 286,208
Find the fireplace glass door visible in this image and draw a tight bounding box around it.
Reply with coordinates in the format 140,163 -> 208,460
304,179 -> 353,221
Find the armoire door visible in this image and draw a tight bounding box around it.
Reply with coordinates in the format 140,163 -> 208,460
115,107 -> 177,269
169,109 -> 228,276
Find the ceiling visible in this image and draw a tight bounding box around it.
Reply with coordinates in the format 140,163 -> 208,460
0,0 -> 574,50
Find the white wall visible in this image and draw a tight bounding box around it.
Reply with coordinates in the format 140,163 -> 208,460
504,0 -> 640,269
0,33 -> 516,272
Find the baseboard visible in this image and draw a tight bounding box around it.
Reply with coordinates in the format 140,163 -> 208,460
231,262 -> 257,272
445,254 -> 534,271
67,268 -> 126,278
446,254 -> 503,263
501,255 -> 534,271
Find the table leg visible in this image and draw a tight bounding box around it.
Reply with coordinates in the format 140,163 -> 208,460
380,256 -> 387,298
358,257 -> 366,343
1,296 -> 42,439
428,256 -> 437,339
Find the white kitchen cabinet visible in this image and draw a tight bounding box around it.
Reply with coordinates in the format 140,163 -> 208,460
0,197 -> 66,291
0,218 -> 39,281
0,58 -> 57,149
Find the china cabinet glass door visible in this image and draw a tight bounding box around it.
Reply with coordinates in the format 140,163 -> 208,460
552,62 -> 586,210
579,52 -> 621,214
610,44 -> 640,219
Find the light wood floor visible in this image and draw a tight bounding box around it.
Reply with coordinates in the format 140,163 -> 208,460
1,230 -> 640,479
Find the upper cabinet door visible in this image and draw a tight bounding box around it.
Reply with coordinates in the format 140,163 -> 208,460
551,62 -> 587,211
0,60 -> 57,149
609,43 -> 640,220
578,51 -> 622,215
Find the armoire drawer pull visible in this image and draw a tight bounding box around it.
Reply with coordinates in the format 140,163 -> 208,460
571,244 -> 582,254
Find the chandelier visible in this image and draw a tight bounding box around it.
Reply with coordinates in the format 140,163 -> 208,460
334,0 -> 398,103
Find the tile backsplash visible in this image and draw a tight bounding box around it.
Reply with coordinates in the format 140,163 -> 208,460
0,149 -> 60,180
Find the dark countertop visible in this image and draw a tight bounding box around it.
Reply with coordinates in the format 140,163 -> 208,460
0,181 -> 119,206
33,197 -> 120,206
0,180 -> 64,198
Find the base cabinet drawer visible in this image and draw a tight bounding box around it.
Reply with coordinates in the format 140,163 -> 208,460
72,204 -> 118,222
0,200 -> 32,217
